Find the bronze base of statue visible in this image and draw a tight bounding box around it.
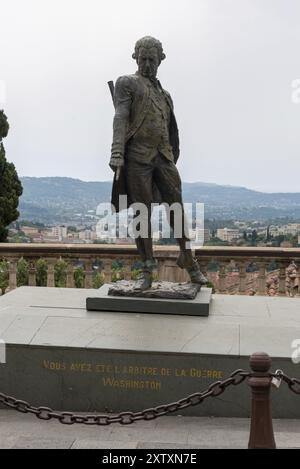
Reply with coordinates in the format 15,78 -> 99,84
108,280 -> 201,300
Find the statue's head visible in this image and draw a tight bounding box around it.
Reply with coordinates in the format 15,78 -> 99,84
133,36 -> 166,79
0,110 -> 9,140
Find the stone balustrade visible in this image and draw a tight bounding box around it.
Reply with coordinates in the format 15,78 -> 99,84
0,243 -> 300,297
193,247 -> 300,297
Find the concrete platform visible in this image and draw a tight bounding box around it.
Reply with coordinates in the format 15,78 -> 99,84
0,287 -> 299,418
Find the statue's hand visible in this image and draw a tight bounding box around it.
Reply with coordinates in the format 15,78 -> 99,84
109,153 -> 124,172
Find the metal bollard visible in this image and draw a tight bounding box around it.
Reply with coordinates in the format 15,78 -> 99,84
248,352 -> 276,449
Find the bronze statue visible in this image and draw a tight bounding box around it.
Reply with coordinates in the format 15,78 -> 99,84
109,36 -> 207,291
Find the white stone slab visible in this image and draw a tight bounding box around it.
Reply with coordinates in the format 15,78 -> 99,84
0,286 -> 300,358
240,325 -> 300,358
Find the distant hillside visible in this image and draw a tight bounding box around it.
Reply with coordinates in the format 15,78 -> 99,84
19,177 -> 300,224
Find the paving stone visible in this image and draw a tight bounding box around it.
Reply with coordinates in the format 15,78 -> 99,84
71,439 -> 138,449
0,412 -> 299,449
12,437 -> 75,449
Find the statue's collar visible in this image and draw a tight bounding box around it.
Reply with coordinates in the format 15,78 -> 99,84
135,71 -> 160,88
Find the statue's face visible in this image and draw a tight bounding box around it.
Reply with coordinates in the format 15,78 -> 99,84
137,47 -> 160,79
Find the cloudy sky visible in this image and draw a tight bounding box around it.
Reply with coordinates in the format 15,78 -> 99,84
0,0 -> 299,192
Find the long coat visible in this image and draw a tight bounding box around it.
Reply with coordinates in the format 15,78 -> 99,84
110,72 -> 180,212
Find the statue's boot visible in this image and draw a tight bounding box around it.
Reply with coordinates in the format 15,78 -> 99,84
187,261 -> 208,285
133,259 -> 156,292
176,252 -> 208,286
133,269 -> 152,291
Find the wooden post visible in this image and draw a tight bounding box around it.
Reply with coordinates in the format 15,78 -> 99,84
248,352 -> 276,449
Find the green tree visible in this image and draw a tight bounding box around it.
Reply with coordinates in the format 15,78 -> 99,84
272,235 -> 284,247
251,229 -> 258,246
74,266 -> 85,288
0,260 -> 8,294
205,237 -> 229,246
0,111 -> 23,241
36,259 -> 48,286
55,259 -> 67,287
93,272 -> 104,289
17,258 -> 29,286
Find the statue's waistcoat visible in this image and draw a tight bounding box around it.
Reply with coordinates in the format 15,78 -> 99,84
111,73 -> 180,212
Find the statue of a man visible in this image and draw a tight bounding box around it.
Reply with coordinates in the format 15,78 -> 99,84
109,36 -> 207,291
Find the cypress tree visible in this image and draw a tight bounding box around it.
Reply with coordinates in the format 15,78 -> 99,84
0,110 -> 23,242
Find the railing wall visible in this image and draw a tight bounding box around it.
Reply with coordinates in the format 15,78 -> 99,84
0,244 -> 300,297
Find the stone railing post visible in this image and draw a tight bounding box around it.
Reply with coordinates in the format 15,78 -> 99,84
248,352 -> 276,449
103,259 -> 113,283
28,260 -> 37,287
218,262 -> 227,293
158,258 -> 188,283
8,258 -> 18,291
159,259 -> 173,282
84,260 -> 94,289
278,262 -> 287,297
46,258 -> 56,288
257,261 -> 266,296
198,259 -> 209,279
238,260 -> 247,295
123,259 -> 132,281
66,262 -> 75,288
294,261 -> 300,298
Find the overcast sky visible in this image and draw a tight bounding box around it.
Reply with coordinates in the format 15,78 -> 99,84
0,0 -> 299,192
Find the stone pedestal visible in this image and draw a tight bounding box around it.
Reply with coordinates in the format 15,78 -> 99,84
86,283 -> 212,316
0,287 -> 299,418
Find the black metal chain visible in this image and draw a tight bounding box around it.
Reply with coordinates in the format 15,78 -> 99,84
0,369 -> 249,426
271,371 -> 300,395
